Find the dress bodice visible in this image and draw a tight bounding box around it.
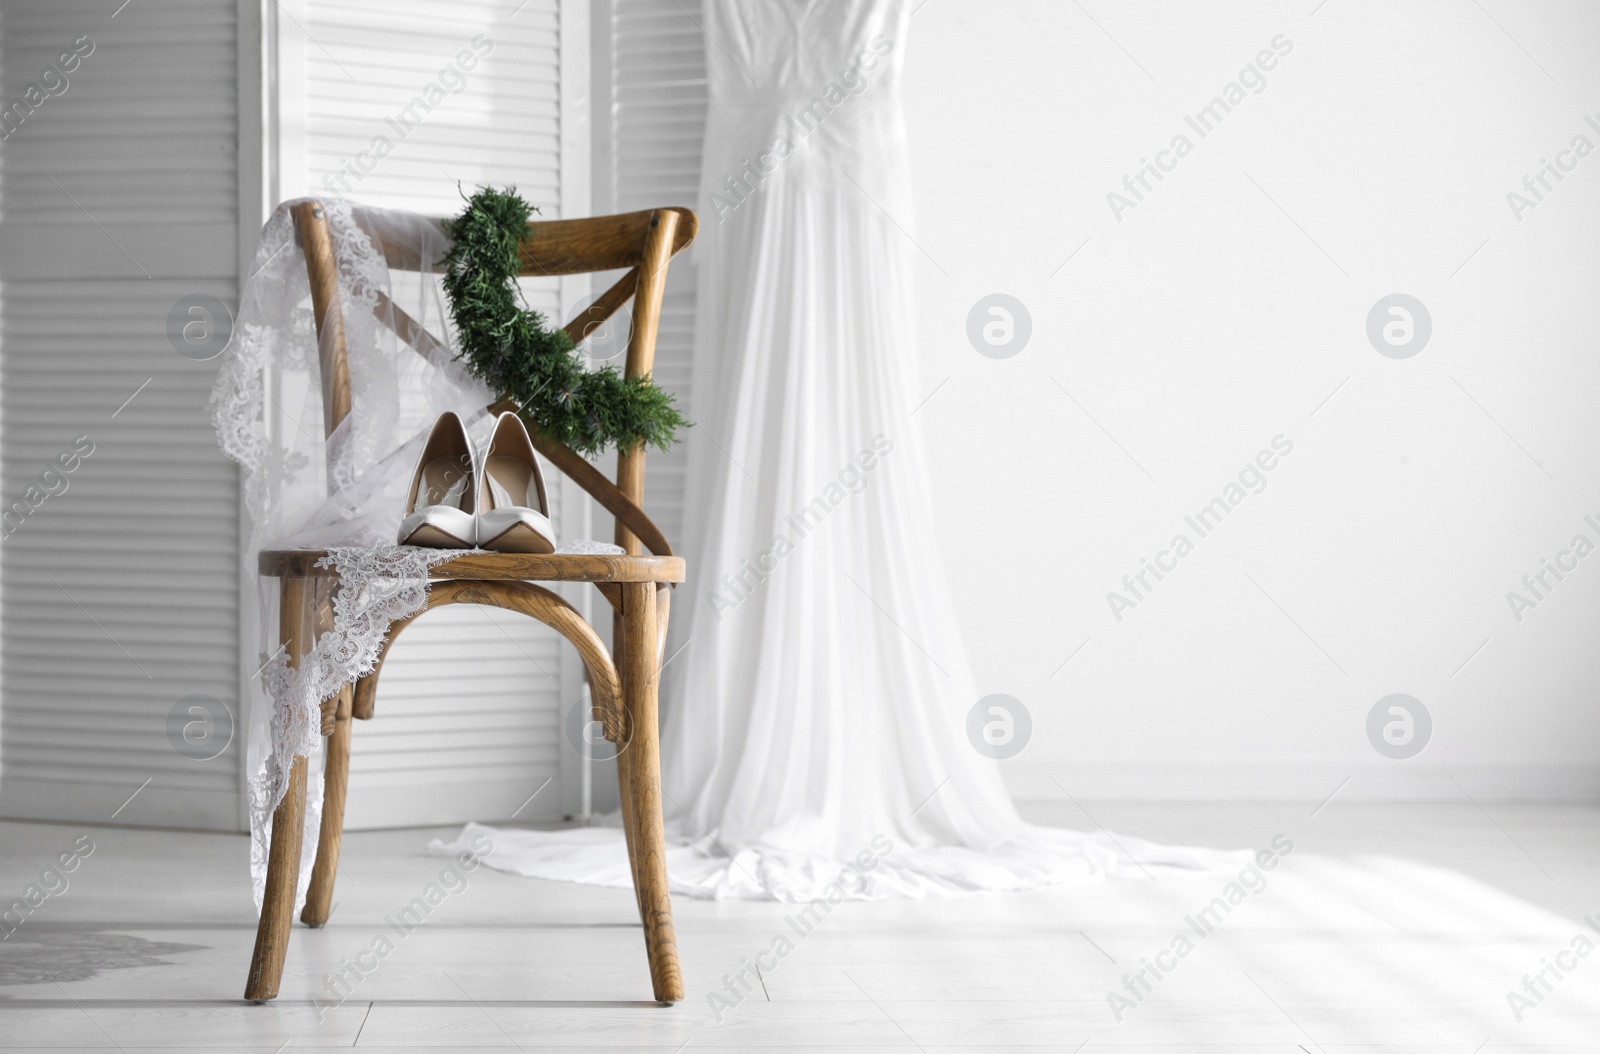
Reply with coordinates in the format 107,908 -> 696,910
705,0 -> 908,98
699,0 -> 913,218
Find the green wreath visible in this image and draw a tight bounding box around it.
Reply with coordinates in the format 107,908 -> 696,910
441,186 -> 685,456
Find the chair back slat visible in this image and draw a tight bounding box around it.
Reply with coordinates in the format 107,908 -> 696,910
290,202 -> 353,492
613,210 -> 682,556
518,209 -> 695,276
622,211 -> 680,385
567,268 -> 639,346
349,204 -> 696,277
371,290 -> 457,372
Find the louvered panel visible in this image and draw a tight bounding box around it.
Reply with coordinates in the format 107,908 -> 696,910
304,0 -> 563,218
297,0 -> 579,827
608,1 -> 705,555
0,0 -> 243,839
0,0 -> 237,225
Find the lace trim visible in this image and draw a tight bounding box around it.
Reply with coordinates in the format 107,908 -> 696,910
326,201 -> 396,496
557,539 -> 625,555
255,545 -> 464,821
244,540 -> 619,903
252,538 -> 624,821
208,199 -> 399,535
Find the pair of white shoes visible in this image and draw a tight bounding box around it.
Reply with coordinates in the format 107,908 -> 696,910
398,411 -> 556,553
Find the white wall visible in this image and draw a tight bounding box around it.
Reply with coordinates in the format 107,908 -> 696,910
901,0 -> 1600,799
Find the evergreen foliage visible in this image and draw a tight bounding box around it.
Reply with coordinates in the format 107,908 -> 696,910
442,186 -> 685,455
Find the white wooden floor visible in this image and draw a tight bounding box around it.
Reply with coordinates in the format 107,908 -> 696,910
1,801 -> 1597,1051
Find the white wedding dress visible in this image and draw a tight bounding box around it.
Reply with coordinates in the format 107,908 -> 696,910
440,0 -> 1235,900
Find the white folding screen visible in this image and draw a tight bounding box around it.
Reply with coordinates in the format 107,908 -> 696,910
0,0 -> 601,832
272,0 -> 593,826
0,0 -> 247,829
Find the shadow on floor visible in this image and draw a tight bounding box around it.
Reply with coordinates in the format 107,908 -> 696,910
0,931 -> 206,989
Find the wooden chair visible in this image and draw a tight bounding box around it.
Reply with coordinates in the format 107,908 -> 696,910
244,199 -> 695,1004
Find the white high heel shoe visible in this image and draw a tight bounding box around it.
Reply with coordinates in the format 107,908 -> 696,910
397,411 -> 478,548
476,411 -> 556,554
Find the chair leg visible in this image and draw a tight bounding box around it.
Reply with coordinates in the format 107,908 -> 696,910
301,683 -> 353,927
611,608 -> 647,923
245,577 -> 312,1002
620,582 -> 684,1003
245,754 -> 309,1001
615,734 -> 646,921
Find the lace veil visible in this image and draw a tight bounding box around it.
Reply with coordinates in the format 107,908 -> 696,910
209,199 -> 495,906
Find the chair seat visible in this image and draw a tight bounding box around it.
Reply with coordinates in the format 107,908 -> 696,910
259,548 -> 684,583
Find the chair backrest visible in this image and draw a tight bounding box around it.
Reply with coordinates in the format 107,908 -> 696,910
289,200 -> 697,558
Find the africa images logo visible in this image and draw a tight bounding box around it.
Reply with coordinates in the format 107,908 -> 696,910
0,35 -> 96,140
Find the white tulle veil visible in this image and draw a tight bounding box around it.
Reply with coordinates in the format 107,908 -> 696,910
209,198 -> 496,905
